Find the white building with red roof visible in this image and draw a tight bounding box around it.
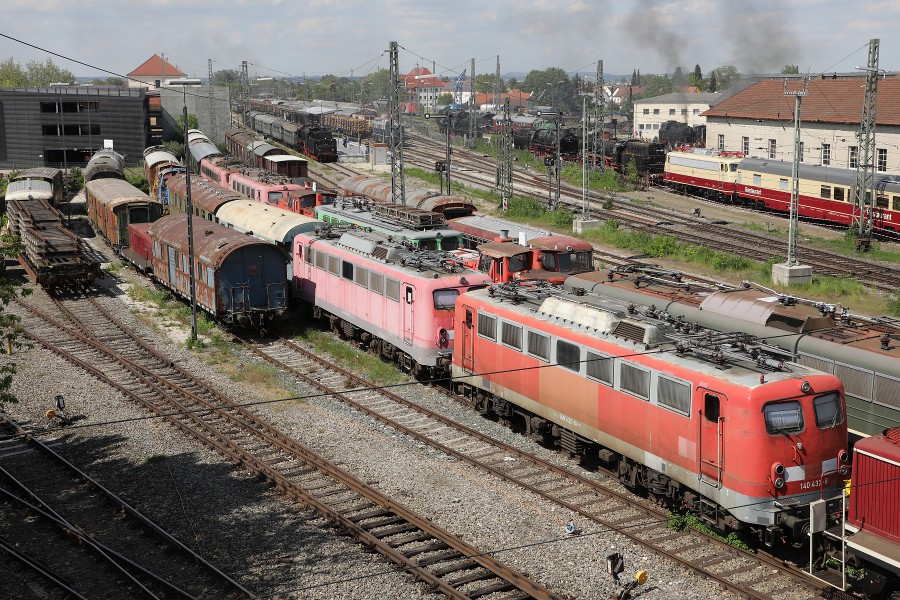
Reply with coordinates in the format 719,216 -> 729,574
127,54 -> 187,90
403,67 -> 444,112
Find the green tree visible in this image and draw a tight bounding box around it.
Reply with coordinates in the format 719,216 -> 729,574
212,69 -> 240,85
0,234 -> 31,412
437,92 -> 453,105
25,58 -> 75,86
639,74 -> 675,97
0,58 -> 28,87
781,65 -> 800,74
689,64 -> 703,89
176,113 -> 198,135
163,140 -> 184,161
707,72 -> 718,92
709,65 -> 738,90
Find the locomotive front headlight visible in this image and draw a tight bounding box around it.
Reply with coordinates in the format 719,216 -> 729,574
840,467 -> 849,475
773,463 -> 785,476
774,477 -> 785,489
839,450 -> 849,464
801,381 -> 812,393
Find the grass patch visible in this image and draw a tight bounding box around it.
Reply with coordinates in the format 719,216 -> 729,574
128,284 -> 174,306
287,324 -> 406,386
668,512 -> 752,551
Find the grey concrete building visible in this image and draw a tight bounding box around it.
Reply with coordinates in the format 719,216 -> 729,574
158,85 -> 231,148
0,86 -> 147,170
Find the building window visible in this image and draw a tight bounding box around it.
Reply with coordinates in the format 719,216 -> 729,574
822,143 -> 831,166
693,108 -> 699,115
799,141 -> 804,162
669,108 -> 675,115
717,134 -> 724,151
877,148 -> 887,172
642,108 -> 649,115
742,136 -> 749,155
681,108 -> 687,115
653,108 -> 659,115
849,146 -> 859,169
768,139 -> 776,159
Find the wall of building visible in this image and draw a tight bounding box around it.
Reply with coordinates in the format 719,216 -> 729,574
0,87 -> 146,170
159,86 -> 231,148
705,118 -> 900,173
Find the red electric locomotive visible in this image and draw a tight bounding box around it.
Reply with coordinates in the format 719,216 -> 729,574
452,282 -> 850,545
293,227 -> 491,378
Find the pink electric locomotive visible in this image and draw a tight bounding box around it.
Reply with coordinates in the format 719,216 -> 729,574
293,227 -> 491,378
452,282 -> 850,545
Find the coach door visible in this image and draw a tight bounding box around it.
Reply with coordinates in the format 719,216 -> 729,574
402,284 -> 414,345
460,306 -> 475,373
698,390 -> 725,487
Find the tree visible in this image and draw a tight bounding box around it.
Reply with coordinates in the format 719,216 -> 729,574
640,74 -> 675,98
631,69 -> 638,86
709,65 -> 738,90
212,69 -> 240,85
0,233 -> 31,412
781,65 -> 800,74
437,92 -> 453,105
24,58 -> 75,86
176,113 -> 199,134
693,64 -> 703,81
474,73 -> 506,94
707,72 -> 718,92
688,64 -> 703,89
89,77 -> 124,87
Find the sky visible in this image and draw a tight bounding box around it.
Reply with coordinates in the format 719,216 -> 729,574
1,0 -> 899,83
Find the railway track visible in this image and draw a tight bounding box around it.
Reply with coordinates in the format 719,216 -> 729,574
402,132 -> 900,294
0,414 -> 253,600
11,291 -> 559,600
245,336 -> 834,600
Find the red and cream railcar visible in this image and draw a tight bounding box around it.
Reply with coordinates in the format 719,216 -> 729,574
736,157 -> 900,234
293,228 -> 491,378
452,284 -> 850,543
663,150 -> 743,202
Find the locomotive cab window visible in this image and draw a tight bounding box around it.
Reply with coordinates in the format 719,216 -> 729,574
763,401 -> 804,434
342,260 -> 354,280
433,288 -> 458,311
813,392 -> 843,428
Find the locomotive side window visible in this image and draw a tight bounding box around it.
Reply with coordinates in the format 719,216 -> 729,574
704,394 -> 720,422
556,340 -> 581,372
658,376 -> 691,416
355,267 -> 368,288
477,313 -> 497,341
620,362 -> 650,400
370,273 -> 384,295
341,260 -> 354,280
813,393 -> 843,428
328,255 -> 340,276
385,278 -> 400,301
501,322 -> 522,350
763,401 -> 804,434
586,351 -> 613,386
315,249 -> 327,270
834,187 -> 845,202
527,331 -> 549,361
433,289 -> 458,311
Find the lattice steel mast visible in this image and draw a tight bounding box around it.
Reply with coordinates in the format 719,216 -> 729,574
468,57 -> 476,146
851,38 -> 880,247
239,60 -> 250,129
494,56 -> 500,111
596,60 -> 604,172
498,98 -> 513,210
207,59 -> 217,145
785,78 -> 808,267
389,41 -> 406,204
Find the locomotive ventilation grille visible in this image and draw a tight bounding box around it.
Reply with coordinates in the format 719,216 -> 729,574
613,321 -> 651,344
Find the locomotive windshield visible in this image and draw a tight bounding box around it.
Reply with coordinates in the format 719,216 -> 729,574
557,251 -> 593,273
433,288 -> 459,310
813,392 -> 843,428
764,401 -> 804,434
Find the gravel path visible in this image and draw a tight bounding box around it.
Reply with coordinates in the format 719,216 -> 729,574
0,218 -> 745,599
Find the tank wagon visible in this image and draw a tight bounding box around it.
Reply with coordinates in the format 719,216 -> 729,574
564,266 -> 900,439
453,281 -> 849,546
129,214 -> 289,329
293,227 -> 492,378
83,149 -> 125,182
340,174 -> 476,219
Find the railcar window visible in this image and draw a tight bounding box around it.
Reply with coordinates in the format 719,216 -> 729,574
834,188 -> 845,202
764,401 -> 804,434
779,178 -> 788,191
477,254 -> 494,274
355,267 -> 368,288
477,313 -> 497,340
304,246 -> 312,264
342,260 -> 354,280
441,236 -> 461,251
315,250 -> 327,270
893,196 -> 900,211
370,273 -> 384,295
527,331 -> 550,361
620,362 -> 650,400
813,393 -> 843,428
557,341 -> 581,372
385,278 -> 400,301
658,376 -> 691,416
508,253 -> 527,272
206,267 -> 214,286
328,256 -> 340,276
586,351 -> 613,385
876,195 -> 889,209
501,322 -> 522,350
753,174 -> 761,186
433,289 -> 458,311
